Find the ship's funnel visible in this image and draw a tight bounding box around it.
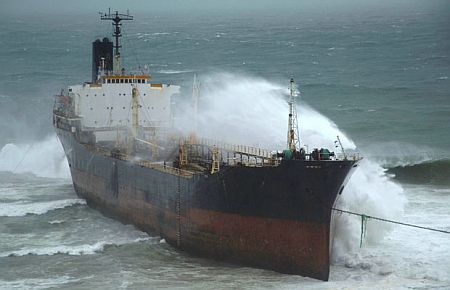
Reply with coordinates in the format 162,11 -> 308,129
92,37 -> 113,82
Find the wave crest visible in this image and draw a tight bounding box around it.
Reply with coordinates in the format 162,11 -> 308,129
388,159 -> 450,185
0,199 -> 86,217
0,237 -> 154,258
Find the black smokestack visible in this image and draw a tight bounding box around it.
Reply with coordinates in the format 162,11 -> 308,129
92,37 -> 113,82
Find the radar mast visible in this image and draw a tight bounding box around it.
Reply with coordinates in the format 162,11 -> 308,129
100,9 -> 133,74
287,78 -> 301,151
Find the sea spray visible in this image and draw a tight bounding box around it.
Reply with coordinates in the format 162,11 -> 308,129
331,159 -> 406,261
0,135 -> 70,179
177,72 -> 355,150
177,72 -> 406,260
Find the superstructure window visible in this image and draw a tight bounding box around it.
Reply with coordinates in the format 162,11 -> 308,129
125,79 -> 128,83
112,79 -> 116,83
107,79 -> 111,83
120,79 -> 124,83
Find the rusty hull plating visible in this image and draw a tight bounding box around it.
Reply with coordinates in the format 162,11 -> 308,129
55,126 -> 358,281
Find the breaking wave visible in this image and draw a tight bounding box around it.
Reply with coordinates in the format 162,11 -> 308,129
0,237 -> 154,257
361,141 -> 443,168
387,159 -> 450,186
0,199 -> 86,217
178,72 -> 406,260
0,135 -> 70,179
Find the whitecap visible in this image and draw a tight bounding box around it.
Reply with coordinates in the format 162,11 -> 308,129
157,69 -> 193,74
48,220 -> 65,224
1,242 -> 107,257
0,199 -> 86,217
0,276 -> 80,290
1,236 -> 156,257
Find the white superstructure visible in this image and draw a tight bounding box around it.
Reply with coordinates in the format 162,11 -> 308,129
68,75 -> 179,143
69,76 -> 178,129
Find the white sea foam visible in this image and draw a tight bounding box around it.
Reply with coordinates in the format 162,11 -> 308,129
0,276 -> 80,290
48,219 -> 65,224
331,159 -> 406,260
0,199 -> 86,217
1,242 -> 107,257
0,237 -> 154,257
178,72 -> 405,261
158,69 -> 193,74
0,135 -> 70,179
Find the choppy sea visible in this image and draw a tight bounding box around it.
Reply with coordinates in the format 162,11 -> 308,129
0,1 -> 449,289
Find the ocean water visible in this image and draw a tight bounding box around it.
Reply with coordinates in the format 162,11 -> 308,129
1,1 -> 449,289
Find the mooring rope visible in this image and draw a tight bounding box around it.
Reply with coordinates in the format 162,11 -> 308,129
333,208 -> 450,235
332,208 -> 450,247
13,143 -> 34,173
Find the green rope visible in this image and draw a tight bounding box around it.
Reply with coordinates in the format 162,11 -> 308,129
333,208 -> 450,236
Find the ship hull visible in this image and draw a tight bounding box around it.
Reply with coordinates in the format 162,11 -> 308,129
56,126 -> 357,281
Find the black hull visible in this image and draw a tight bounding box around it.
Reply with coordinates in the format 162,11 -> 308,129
56,126 -> 357,281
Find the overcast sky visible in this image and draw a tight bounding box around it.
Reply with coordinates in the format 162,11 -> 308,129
2,0 -> 447,16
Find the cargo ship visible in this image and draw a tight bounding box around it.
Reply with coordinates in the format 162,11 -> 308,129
53,11 -> 360,281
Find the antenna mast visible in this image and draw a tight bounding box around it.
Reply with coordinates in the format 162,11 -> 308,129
287,78 -> 301,151
100,9 -> 133,74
